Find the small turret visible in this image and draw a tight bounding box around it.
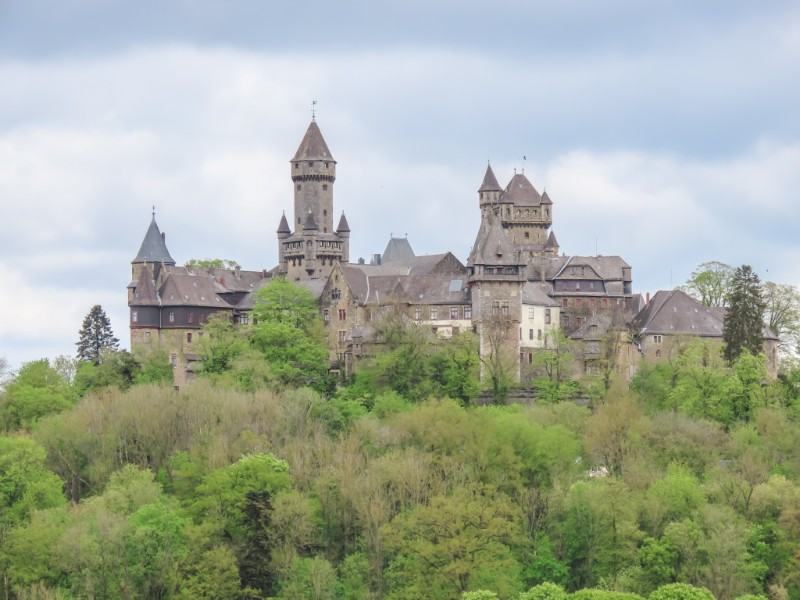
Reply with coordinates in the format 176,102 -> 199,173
337,212 -> 351,263
131,212 -> 175,294
478,163 -> 502,218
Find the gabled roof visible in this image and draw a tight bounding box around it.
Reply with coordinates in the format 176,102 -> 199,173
631,290 -> 724,337
382,237 -> 415,263
291,120 -> 335,162
478,163 -> 502,193
502,172 -> 541,207
132,216 -> 176,265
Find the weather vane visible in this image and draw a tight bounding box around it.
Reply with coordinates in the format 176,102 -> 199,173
312,100 -> 318,120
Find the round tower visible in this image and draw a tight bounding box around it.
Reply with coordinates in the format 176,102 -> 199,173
291,119 -> 336,234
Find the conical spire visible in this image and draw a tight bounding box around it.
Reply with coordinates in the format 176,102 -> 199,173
541,190 -> 553,205
336,212 -> 350,233
545,231 -> 558,247
468,211 -> 518,267
132,214 -> 175,265
292,120 -> 335,162
478,163 -> 502,193
277,212 -> 291,234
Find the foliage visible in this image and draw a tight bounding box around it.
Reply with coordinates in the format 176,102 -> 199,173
723,265 -> 766,364
762,281 -> 800,358
185,258 -> 241,270
680,261 -> 734,307
76,304 -> 119,364
648,583 -> 714,600
0,359 -> 76,430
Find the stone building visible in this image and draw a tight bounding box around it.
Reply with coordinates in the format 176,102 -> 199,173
129,116 -> 636,386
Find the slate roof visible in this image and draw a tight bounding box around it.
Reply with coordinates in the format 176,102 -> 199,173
478,164 -> 502,193
522,282 -> 559,307
382,237 -> 415,263
291,120 -> 335,162
130,265 -> 160,306
502,172 -> 542,207
336,212 -> 350,233
631,290 -> 724,337
540,190 -> 553,205
132,216 -> 176,265
468,213 -> 518,267
545,231 -> 558,248
277,213 -> 291,234
552,255 -> 631,281
158,273 -> 233,308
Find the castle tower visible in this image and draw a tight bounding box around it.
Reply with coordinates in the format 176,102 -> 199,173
467,208 -> 526,382
478,163 -> 503,219
279,119 -> 350,281
291,119 -> 336,234
130,213 -> 175,302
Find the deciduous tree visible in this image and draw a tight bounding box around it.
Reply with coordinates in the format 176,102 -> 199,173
680,261 -> 734,307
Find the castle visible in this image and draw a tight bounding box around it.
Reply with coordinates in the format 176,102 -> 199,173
128,118 -> 639,387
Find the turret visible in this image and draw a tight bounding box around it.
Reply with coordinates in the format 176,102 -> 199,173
291,119 -> 336,234
478,163 -> 502,218
336,212 -> 351,263
277,212 -> 291,273
131,212 -> 175,300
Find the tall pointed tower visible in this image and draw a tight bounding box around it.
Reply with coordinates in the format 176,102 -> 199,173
130,213 -> 175,302
278,119 -> 350,280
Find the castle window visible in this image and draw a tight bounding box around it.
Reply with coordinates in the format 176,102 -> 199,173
323,309 -> 330,322
575,298 -> 582,308
656,349 -> 661,358
338,330 -> 347,343
187,313 -> 193,324
295,163 -> 299,169
309,161 -> 314,167
653,335 -> 662,344
323,185 -> 328,191
589,298 -> 595,308
331,287 -> 341,300
562,298 -> 569,308
187,333 -> 192,343
240,313 -> 249,325
431,307 -> 438,320
529,329 -> 534,340
545,309 -> 551,324
339,309 -> 346,320
464,306 -> 471,319
529,308 -> 535,318
415,308 -> 422,320
296,184 -> 301,191
538,329 -> 543,341
575,317 -> 582,326
145,331 -> 151,339
524,232 -> 530,239
602,298 -> 608,308
171,354 -> 177,367
576,282 -> 581,290
169,312 -> 175,323
451,307 -> 459,319
132,310 -> 138,323
365,309 -> 372,322
324,162 -> 328,168
590,282 -> 595,290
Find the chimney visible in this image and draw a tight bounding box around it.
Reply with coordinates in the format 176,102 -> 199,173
646,292 -> 650,305
220,275 -> 225,286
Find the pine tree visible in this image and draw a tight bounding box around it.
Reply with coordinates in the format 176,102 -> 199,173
76,305 -> 119,364
723,265 -> 765,364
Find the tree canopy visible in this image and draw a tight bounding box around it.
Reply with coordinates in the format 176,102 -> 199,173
723,265 -> 766,364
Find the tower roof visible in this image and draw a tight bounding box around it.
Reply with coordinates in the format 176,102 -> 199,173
382,236 -> 415,263
503,172 -> 541,206
336,212 -> 350,233
540,190 -> 553,205
277,212 -> 291,234
545,231 -> 558,248
303,210 -> 319,231
132,215 -> 176,265
292,120 -> 335,162
478,163 -> 502,193
468,212 -> 518,267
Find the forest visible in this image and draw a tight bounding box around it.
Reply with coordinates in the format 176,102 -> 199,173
1,267 -> 800,600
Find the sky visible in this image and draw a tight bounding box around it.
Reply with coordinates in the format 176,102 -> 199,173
1,0 -> 799,369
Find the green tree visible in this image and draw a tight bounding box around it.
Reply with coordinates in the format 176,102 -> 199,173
723,265 -> 766,364
648,583 -> 714,600
519,582 -> 568,600
76,305 -> 119,364
0,359 -> 76,431
529,329 -> 578,404
762,281 -> 800,358
185,258 -> 241,270
680,261 -> 734,307
250,277 -> 331,392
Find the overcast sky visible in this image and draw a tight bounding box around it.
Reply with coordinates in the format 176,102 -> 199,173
1,0 -> 799,369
